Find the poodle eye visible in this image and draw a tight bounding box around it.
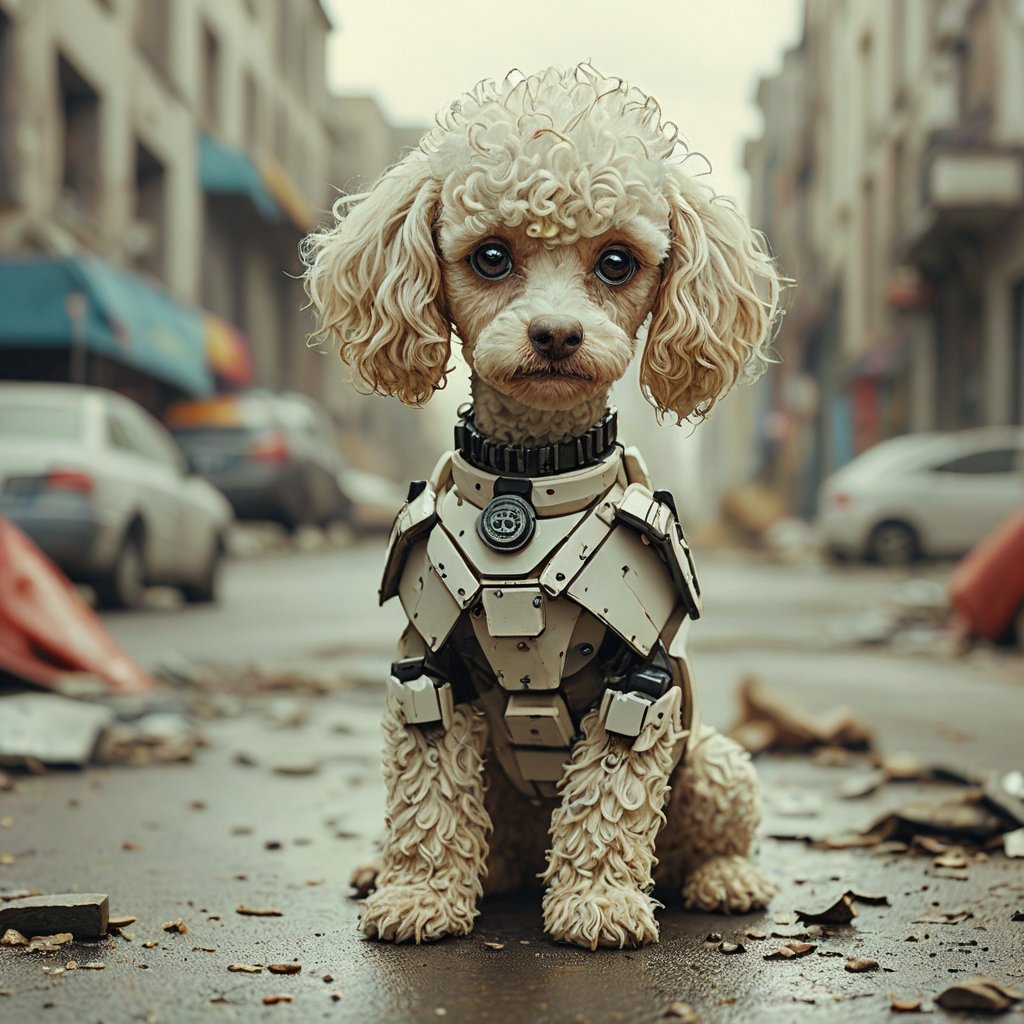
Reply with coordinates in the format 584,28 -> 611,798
468,242 -> 513,281
595,248 -> 637,286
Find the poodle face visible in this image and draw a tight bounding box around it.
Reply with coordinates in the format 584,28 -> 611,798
304,66 -> 779,422
439,225 -> 663,411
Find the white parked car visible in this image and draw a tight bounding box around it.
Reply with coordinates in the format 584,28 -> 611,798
817,427 -> 1024,564
0,383 -> 233,608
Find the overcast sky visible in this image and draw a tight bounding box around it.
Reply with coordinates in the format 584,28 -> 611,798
322,0 -> 803,211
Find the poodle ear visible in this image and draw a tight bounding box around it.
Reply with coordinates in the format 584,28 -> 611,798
641,168 -> 780,421
303,155 -> 450,406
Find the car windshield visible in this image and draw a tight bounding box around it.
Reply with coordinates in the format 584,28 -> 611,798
0,401 -> 83,439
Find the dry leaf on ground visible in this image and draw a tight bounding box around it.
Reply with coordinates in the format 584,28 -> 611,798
796,893 -> 857,925
845,957 -> 880,973
235,905 -> 283,917
889,996 -> 927,1013
664,1003 -> 699,1022
935,977 -> 1024,1013
764,942 -> 817,961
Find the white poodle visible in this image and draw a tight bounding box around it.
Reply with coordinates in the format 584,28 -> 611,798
304,65 -> 781,950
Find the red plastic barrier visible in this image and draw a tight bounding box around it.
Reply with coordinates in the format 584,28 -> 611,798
947,509 -> 1024,643
0,518 -> 154,694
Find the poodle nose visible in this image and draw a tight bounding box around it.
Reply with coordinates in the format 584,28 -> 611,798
528,317 -> 584,361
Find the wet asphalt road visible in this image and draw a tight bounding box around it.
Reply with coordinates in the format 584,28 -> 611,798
1,541 -> 1023,1023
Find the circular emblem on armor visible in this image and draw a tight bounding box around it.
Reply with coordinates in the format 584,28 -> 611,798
477,494 -> 536,552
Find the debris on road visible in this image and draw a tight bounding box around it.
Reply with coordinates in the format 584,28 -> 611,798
267,963 -> 301,974
0,694 -> 115,768
664,1002 -> 699,1021
97,713 -> 201,767
717,941 -> 745,954
795,893 -> 858,925
228,964 -> 263,973
0,893 -> 109,939
935,977 -> 1024,1013
764,942 -> 816,960
845,957 -> 880,973
888,996 -> 926,1013
730,675 -> 874,755
235,905 -> 283,917
1,929 -> 27,946
262,994 -> 293,1005
160,918 -> 188,934
25,933 -> 73,952
912,909 -> 973,925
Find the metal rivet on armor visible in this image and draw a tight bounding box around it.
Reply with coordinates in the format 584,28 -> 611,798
555,572 -> 565,581
495,590 -> 502,598
517,641 -> 528,651
532,596 -> 542,608
578,643 -> 594,656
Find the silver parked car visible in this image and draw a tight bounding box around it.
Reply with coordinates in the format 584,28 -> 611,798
0,383 -> 233,608
817,427 -> 1024,564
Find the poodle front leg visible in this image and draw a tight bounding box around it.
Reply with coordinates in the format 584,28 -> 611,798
360,686 -> 491,944
542,687 -> 684,950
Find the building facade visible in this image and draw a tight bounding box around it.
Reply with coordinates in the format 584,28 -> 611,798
746,0 -> 1024,515
0,0 -> 332,411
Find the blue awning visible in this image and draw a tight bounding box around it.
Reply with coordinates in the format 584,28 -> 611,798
198,134 -> 283,223
0,256 -> 214,397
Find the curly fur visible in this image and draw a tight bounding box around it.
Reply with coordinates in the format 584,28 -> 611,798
542,688 -> 684,949
303,65 -> 781,433
360,693 -> 491,943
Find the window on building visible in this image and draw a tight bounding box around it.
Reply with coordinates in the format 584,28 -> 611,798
0,11 -> 15,206
861,178 -> 876,326
58,54 -> 101,218
243,72 -> 259,152
200,21 -> 221,132
135,0 -> 171,78
133,140 -> 167,281
963,0 -> 996,130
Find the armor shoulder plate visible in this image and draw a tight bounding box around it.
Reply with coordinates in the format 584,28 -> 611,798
614,484 -> 702,621
379,476 -> 441,605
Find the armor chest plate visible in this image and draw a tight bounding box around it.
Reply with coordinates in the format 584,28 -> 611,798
380,445 -> 702,797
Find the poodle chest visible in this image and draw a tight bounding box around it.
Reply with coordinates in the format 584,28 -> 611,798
380,428 -> 702,799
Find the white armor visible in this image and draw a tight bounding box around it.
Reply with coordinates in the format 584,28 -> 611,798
380,420 -> 703,799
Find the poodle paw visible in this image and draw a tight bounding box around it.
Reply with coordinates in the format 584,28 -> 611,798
359,882 -> 476,944
544,886 -> 660,950
349,859 -> 381,898
682,855 -> 777,914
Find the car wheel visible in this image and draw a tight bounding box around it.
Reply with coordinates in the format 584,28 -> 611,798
182,537 -> 224,605
867,521 -> 919,565
96,532 -> 146,610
